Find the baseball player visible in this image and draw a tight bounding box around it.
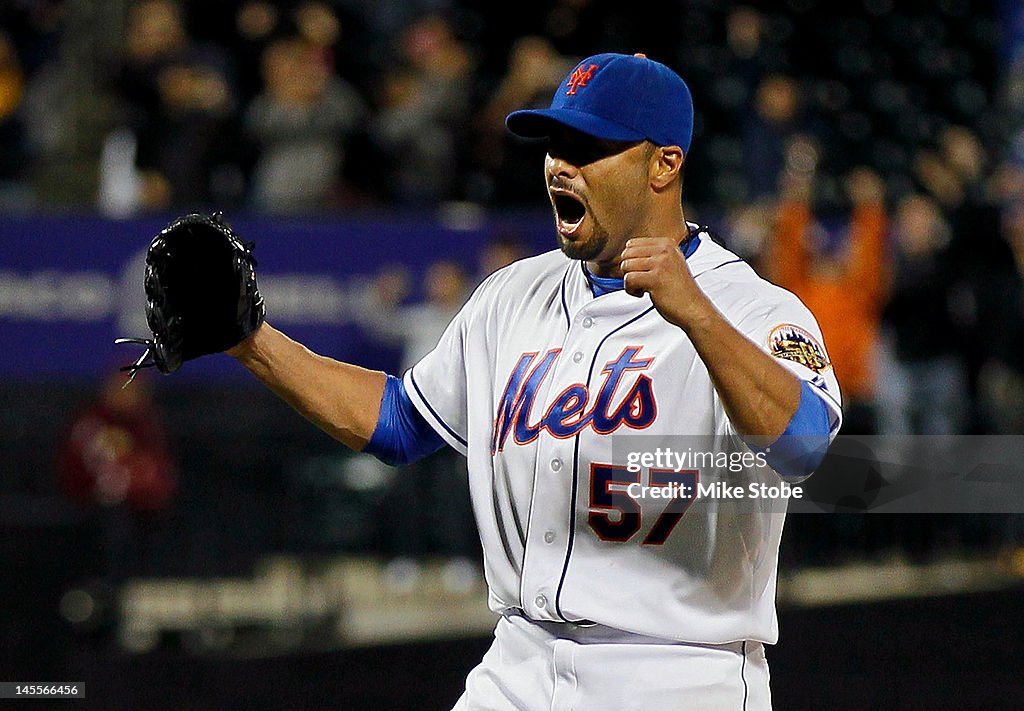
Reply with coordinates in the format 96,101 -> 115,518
225,53 -> 841,710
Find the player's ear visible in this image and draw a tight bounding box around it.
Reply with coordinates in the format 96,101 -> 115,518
649,145 -> 684,191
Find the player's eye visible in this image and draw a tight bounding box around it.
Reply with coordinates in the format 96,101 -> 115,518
546,131 -> 639,166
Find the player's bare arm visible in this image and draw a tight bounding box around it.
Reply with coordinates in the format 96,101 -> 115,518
620,236 -> 801,441
229,323 -> 386,451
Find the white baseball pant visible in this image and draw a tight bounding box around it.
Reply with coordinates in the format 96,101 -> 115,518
452,612 -> 772,710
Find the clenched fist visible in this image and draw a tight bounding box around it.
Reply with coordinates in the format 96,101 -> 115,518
619,236 -> 714,331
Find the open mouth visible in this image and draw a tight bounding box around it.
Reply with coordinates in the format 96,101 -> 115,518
551,190 -> 587,234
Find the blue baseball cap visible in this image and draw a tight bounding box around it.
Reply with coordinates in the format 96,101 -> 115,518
506,52 -> 694,152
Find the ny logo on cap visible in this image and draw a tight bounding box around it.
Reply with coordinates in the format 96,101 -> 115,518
566,63 -> 599,95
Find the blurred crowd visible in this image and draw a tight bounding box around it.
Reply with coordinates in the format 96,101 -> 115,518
3,0 -> 1023,573
0,1 -> 1010,213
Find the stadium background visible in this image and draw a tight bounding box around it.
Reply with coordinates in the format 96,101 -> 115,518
2,0 -> 1024,708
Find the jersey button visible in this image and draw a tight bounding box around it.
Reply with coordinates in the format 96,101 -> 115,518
582,316 -> 594,328
544,530 -> 555,544
550,459 -> 562,472
571,352 -> 584,364
535,594 -> 548,608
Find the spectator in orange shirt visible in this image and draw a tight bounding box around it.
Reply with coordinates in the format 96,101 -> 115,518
768,158 -> 888,434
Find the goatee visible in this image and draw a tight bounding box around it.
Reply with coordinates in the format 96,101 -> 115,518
558,226 -> 608,262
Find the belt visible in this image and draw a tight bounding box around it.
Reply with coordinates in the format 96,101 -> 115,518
500,608 -> 749,651
502,607 -> 597,629
501,608 -> 684,646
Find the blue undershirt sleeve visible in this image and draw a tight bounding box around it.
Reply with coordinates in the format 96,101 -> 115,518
363,374 -> 446,466
755,379 -> 832,480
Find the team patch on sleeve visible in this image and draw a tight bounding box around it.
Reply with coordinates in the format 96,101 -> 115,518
767,324 -> 831,373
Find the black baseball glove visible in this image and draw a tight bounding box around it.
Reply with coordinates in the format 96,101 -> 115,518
116,212 -> 265,382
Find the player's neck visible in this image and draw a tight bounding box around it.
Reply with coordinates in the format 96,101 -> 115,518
585,259 -> 624,281
642,202 -> 689,247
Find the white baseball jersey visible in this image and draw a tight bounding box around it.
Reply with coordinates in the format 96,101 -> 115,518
404,230 -> 842,645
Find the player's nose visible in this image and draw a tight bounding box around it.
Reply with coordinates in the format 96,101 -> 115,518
545,152 -> 580,180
